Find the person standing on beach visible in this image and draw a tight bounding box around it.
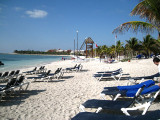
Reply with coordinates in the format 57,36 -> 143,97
153,57 -> 160,86
153,57 -> 160,75
153,57 -> 160,87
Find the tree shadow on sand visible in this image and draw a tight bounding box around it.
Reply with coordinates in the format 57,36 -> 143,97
0,89 -> 46,106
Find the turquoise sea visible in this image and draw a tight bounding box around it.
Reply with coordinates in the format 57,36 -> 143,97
0,53 -> 70,72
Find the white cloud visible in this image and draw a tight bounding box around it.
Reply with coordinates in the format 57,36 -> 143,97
26,9 -> 48,18
14,7 -> 23,11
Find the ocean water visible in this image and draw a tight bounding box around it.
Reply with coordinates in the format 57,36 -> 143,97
0,53 -> 70,72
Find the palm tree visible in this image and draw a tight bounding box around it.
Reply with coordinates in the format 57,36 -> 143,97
140,34 -> 156,58
125,37 -> 140,58
109,45 -> 116,59
95,46 -> 102,57
116,40 -> 124,60
113,0 -> 160,39
101,45 -> 108,55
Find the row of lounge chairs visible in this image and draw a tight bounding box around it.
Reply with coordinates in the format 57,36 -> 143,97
25,64 -> 83,82
27,68 -> 64,82
0,64 -> 83,101
24,64 -> 82,75
23,66 -> 46,75
0,75 -> 30,101
0,70 -> 20,82
71,68 -> 160,120
65,64 -> 83,72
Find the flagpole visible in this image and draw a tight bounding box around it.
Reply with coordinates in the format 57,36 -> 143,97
115,35 -> 117,59
95,43 -> 98,58
95,43 -> 96,58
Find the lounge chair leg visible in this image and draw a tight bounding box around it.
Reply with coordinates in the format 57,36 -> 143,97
121,108 -> 131,116
0,94 -> 3,101
79,105 -> 86,112
108,95 -> 114,100
96,107 -> 102,113
118,74 -> 122,81
111,76 -> 117,81
98,76 -> 103,81
19,85 -> 23,91
32,78 -> 36,82
100,93 -> 106,100
142,103 -> 151,115
0,92 -> 5,101
25,82 -> 30,90
113,93 -> 121,101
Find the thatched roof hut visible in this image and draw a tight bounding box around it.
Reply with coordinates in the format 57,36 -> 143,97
85,37 -> 94,44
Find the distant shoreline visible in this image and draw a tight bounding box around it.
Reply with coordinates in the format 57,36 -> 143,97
0,52 -> 72,57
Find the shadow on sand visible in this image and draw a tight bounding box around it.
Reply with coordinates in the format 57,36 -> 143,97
79,69 -> 89,72
0,89 -> 46,106
131,73 -> 159,80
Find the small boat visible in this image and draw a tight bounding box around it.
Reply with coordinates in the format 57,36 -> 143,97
0,61 -> 4,66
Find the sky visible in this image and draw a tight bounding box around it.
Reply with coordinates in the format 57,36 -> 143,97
0,0 -> 158,53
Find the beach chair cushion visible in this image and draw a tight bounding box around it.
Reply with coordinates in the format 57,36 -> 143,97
126,85 -> 160,97
117,80 -> 155,91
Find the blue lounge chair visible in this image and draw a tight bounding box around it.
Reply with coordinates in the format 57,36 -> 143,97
101,80 -> 155,100
79,85 -> 160,116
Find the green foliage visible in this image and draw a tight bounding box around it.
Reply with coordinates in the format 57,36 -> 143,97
113,0 -> 160,39
14,50 -> 71,55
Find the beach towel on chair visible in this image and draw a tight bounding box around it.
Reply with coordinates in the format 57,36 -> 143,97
117,80 -> 155,91
126,85 -> 160,97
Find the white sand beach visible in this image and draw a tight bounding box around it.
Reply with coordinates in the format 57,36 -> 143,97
0,58 -> 160,120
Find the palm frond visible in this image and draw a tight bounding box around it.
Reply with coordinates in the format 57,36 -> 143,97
112,21 -> 157,34
131,0 -> 160,26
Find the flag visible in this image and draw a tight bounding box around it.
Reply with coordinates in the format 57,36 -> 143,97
95,43 -> 98,48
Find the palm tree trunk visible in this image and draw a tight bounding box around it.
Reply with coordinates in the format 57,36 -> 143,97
158,32 -> 160,40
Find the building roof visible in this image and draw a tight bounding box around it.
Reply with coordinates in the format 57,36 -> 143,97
85,37 -> 94,44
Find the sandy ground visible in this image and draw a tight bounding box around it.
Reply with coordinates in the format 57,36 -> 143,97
0,58 -> 160,120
